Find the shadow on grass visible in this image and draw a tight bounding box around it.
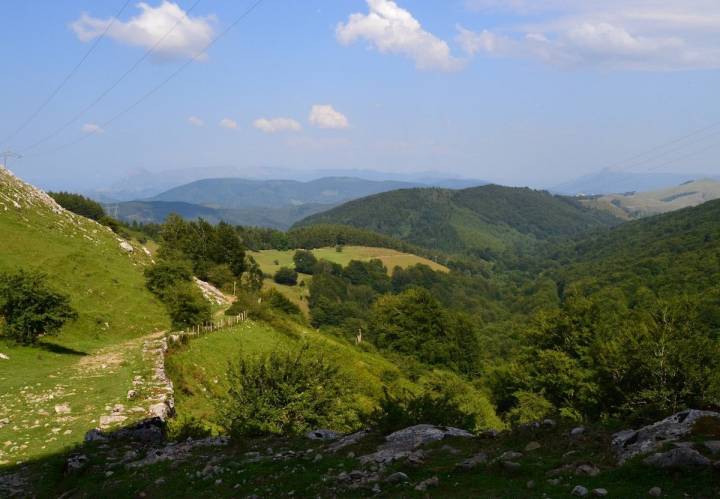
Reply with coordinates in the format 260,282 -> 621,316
37,342 -> 88,356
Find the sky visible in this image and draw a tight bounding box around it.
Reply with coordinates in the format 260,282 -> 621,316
1,0 -> 719,190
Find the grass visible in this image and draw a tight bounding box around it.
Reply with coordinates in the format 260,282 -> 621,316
0,171 -> 169,464
249,246 -> 449,277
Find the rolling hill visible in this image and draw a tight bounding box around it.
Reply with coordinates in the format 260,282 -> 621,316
551,168 -> 709,195
578,178 -> 720,220
294,185 -> 621,255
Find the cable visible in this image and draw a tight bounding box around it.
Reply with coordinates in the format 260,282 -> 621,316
19,0 -> 205,154
25,0 -> 268,158
0,0 -> 133,148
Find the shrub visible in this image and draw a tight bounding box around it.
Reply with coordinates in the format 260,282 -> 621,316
144,259 -> 193,297
506,391 -> 554,426
274,267 -> 298,286
0,269 -> 77,344
293,250 -> 318,275
217,344 -> 355,437
163,283 -> 211,330
206,264 -> 235,290
263,289 -> 301,316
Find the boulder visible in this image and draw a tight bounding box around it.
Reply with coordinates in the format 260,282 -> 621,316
648,486 -> 662,497
643,447 -> 711,468
592,488 -> 608,497
576,463 -> 601,476
384,472 -> 409,484
456,452 -> 488,470
612,409 -> 720,463
65,454 -> 88,473
305,429 -> 341,441
327,430 -> 369,453
570,427 -> 586,437
0,353 -> 9,360
499,450 -> 523,461
525,441 -> 541,452
84,428 -> 108,442
572,485 -> 589,496
360,424 -> 473,464
414,476 -> 439,492
119,241 -> 134,253
704,441 -> 720,455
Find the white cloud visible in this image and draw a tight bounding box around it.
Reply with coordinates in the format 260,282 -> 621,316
336,0 -> 462,71
188,116 -> 204,127
71,1 -> 216,61
309,105 -> 349,129
253,117 -> 302,133
219,118 -> 238,130
459,1 -> 720,70
82,123 -> 104,134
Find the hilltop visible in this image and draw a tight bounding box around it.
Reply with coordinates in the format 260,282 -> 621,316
295,185 -> 620,255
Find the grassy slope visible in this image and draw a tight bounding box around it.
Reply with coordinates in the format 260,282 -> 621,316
250,246 -> 448,313
0,168 -> 169,464
580,178 -> 720,220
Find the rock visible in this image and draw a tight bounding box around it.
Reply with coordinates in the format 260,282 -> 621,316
526,480 -> 536,489
572,485 -> 589,496
54,403 -> 71,415
384,472 -> 408,484
371,483 -> 381,494
456,452 -> 488,470
648,486 -> 662,497
502,461 -> 521,471
127,390 -> 138,400
407,450 -> 426,466
148,402 -> 172,420
305,429 -> 341,441
313,453 -> 323,463
592,488 -> 608,497
0,418 -> 9,428
480,429 -> 500,438
99,414 -> 127,428
119,241 -> 134,252
576,463 -> 600,476
499,450 -> 523,461
525,441 -> 541,452
643,447 -> 711,468
84,428 -> 108,442
327,430 -> 370,453
440,444 -> 460,455
570,427 -> 586,437
360,424 -> 473,465
612,409 -> 720,463
547,478 -> 561,485
704,440 -> 720,454
414,476 -> 439,492
0,353 -> 9,360
66,454 -> 88,473
542,418 -> 557,427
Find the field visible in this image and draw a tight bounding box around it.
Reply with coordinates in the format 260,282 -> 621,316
0,170 -> 170,465
249,246 -> 449,276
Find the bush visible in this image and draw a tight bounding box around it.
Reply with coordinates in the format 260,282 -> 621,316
163,283 -> 211,330
144,260 -> 193,296
293,250 -> 318,275
206,264 -> 235,290
274,267 -> 298,286
0,269 -> 77,344
263,289 -> 301,316
217,344 -> 355,437
506,391 -> 554,426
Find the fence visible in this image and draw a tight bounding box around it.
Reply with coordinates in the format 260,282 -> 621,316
168,311 -> 248,345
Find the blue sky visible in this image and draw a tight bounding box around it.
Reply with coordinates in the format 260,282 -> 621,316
1,0 -> 719,190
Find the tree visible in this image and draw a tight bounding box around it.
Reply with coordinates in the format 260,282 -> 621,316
49,192 -> 105,221
0,270 -> 77,344
274,267 -> 298,286
163,283 -> 211,330
144,259 -> 193,297
293,250 -> 318,275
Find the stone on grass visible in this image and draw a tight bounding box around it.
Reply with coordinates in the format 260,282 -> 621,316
704,441 -> 720,454
576,463 -> 601,476
499,450 -> 523,461
384,472 -> 408,484
570,427 -> 586,437
54,403 -> 71,415
572,485 -> 589,496
648,486 -> 662,497
502,461 -> 521,471
305,429 -> 341,441
524,441 -> 541,452
0,353 -> 9,360
643,447 -> 711,469
66,454 -> 88,473
592,488 -> 608,496
456,452 -> 488,470
414,476 -> 439,492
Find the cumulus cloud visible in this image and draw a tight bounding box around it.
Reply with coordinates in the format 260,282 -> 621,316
188,116 -> 204,127
71,1 -> 216,61
253,117 -> 302,133
309,105 -> 349,130
82,123 -> 104,134
458,0 -> 720,70
336,0 -> 462,71
219,118 -> 238,130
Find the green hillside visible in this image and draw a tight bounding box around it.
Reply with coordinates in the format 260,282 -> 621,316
579,178 -> 720,220
294,185 -> 620,255
0,167 -> 169,464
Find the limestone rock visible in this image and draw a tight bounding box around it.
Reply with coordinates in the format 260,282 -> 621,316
612,409 -> 720,463
592,488 -> 608,497
643,447 -> 711,468
414,476 -> 439,492
648,486 -> 662,497
384,472 -> 408,484
54,403 -> 71,415
525,441 -> 541,452
0,353 -> 9,360
572,485 -> 589,496
305,429 -> 341,441
119,241 -> 134,253
456,452 -> 488,470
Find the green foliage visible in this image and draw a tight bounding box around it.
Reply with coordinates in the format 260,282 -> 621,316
293,249 -> 318,274
240,256 -> 264,292
162,283 -> 211,330
505,391 -> 554,426
49,191 -> 105,221
217,344 -> 356,437
206,264 -> 235,290
274,267 -> 298,286
0,269 -> 77,344
371,388 -> 476,433
368,288 -> 481,375
144,259 -> 193,296
263,288 -> 301,316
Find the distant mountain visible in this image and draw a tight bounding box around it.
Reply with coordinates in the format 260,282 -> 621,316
106,200 -> 334,230
148,177 -> 421,209
551,168 -> 714,195
578,178 -> 720,220
85,166 -> 487,202
294,185 -> 620,255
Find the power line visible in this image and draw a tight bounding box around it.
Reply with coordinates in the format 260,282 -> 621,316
0,0 -> 133,148
19,0 -> 205,154
25,0 -> 268,158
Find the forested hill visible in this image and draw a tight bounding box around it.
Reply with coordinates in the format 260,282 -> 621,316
294,185 -> 620,255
